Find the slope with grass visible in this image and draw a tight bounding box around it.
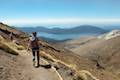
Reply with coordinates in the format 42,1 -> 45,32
0,22 -> 115,80
61,30 -> 120,80
0,23 -> 63,80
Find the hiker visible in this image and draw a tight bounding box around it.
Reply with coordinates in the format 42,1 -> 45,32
27,32 -> 40,68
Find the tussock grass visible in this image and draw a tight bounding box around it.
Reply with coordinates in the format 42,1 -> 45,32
0,41 -> 18,55
73,70 -> 99,80
40,51 -> 99,80
40,51 -> 77,69
40,51 -> 55,62
7,42 -> 25,50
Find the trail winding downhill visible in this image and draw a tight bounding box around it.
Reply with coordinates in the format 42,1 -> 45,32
18,50 -> 63,80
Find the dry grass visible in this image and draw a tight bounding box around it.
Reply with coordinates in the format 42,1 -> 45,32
40,51 -> 99,80
6,42 -> 25,50
40,51 -> 77,69
73,70 -> 100,80
0,41 -> 18,55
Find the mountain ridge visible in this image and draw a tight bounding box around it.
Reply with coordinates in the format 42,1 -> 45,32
18,25 -> 108,34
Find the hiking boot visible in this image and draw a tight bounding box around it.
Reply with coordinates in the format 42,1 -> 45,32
34,65 -> 39,68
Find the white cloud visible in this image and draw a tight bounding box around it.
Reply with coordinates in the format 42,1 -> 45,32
2,18 -> 120,26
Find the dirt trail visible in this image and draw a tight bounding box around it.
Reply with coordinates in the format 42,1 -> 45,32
18,50 -> 62,80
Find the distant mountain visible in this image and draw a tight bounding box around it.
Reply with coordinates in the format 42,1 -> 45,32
18,25 -> 108,34
101,25 -> 120,30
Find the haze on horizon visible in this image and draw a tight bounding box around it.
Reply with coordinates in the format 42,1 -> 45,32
0,0 -> 120,28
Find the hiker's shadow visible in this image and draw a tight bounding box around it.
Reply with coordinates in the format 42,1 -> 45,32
40,64 -> 52,69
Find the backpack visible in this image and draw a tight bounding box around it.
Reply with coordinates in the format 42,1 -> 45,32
29,35 -> 39,48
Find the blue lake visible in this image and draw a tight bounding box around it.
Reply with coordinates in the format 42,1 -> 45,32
37,32 -> 97,40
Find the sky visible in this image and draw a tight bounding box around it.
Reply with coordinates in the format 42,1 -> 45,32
0,0 -> 120,27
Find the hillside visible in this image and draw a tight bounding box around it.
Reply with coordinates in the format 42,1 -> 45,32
1,23 -> 120,80
18,25 -> 108,34
0,24 -> 120,80
62,30 -> 120,80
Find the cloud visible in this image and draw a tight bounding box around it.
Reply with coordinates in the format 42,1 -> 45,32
2,18 -> 120,26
